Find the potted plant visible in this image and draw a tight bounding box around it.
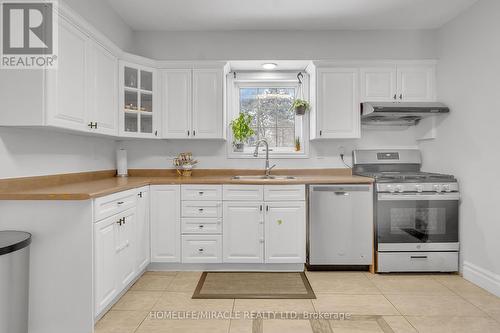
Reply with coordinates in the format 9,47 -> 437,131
230,113 -> 254,152
292,99 -> 310,116
295,137 -> 301,152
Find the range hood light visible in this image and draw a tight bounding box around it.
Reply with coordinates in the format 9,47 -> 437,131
262,63 -> 277,70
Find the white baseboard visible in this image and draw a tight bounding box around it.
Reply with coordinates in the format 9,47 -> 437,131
463,261 -> 500,297
147,262 -> 305,272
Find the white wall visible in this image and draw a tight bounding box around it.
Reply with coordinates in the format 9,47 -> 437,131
131,29 -> 437,60
419,0 -> 500,295
0,128 -> 116,179
61,0 -> 134,51
121,127 -> 418,170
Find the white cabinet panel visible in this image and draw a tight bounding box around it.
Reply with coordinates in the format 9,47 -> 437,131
223,202 -> 264,263
265,201 -> 306,263
223,185 -> 263,201
316,68 -> 360,139
93,189 -> 137,222
136,188 -> 150,271
192,69 -> 223,139
46,18 -> 88,131
397,65 -> 435,102
162,70 -> 192,138
181,235 -> 222,263
88,42 -> 118,135
181,185 -> 222,201
181,201 -> 222,218
360,67 -> 397,102
117,208 -> 137,289
263,185 -> 305,202
150,185 -> 181,262
93,214 -> 119,316
181,218 -> 222,234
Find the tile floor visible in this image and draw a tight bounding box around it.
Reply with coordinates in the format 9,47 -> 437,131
95,271 -> 500,333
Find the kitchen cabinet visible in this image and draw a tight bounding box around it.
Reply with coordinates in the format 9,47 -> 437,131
120,62 -> 160,138
135,187 -> 150,271
360,64 -> 435,102
312,67 -> 360,139
265,201 -> 306,263
162,68 -> 224,139
150,185 -> 181,262
182,235 -> 223,263
93,213 -> 119,316
223,201 -> 264,263
87,42 -> 118,136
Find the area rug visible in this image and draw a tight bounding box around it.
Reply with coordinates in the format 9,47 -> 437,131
192,272 -> 316,299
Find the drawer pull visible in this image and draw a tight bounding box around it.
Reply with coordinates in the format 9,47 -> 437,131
198,248 -> 204,253
198,225 -> 204,229
117,201 -> 124,205
198,208 -> 204,212
198,191 -> 204,195
410,256 -> 428,259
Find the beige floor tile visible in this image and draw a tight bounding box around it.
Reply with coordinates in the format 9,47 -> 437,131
382,316 -> 417,333
433,275 -> 493,297
233,298 -> 315,313
229,319 -> 254,333
166,271 -> 202,292
312,294 -> 399,315
144,271 -> 178,277
369,275 -> 454,296
330,318 -> 384,333
306,272 -> 381,294
94,310 -> 148,333
385,294 -> 487,316
131,275 -> 175,291
263,319 -> 313,333
406,315 -> 500,333
112,291 -> 163,311
460,293 -> 500,322
136,317 -> 230,333
153,292 -> 234,312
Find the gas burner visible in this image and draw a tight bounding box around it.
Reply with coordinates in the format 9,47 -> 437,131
369,172 -> 456,183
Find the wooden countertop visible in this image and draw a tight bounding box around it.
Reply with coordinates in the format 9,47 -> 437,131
0,169 -> 373,200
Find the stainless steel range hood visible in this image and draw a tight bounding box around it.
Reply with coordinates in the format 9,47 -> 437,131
361,102 -> 450,126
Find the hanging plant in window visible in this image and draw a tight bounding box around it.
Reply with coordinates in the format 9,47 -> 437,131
230,113 -> 255,152
292,72 -> 310,116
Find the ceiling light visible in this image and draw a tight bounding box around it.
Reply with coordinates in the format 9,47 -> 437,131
262,63 -> 277,70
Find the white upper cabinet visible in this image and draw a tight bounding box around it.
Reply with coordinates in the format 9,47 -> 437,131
313,67 -> 360,139
162,70 -> 192,138
120,62 -> 160,138
192,69 -> 224,139
87,42 -> 118,135
46,18 -> 89,131
360,66 -> 397,102
162,67 -> 224,139
150,185 -> 181,263
397,65 -> 435,102
360,64 -> 436,102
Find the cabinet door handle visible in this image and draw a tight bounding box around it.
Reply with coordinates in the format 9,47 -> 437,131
95,122 -> 98,129
116,220 -> 122,226
399,94 -> 403,100
88,122 -> 96,129
393,94 -> 397,100
187,130 -> 190,136
154,130 -> 158,136
319,130 -> 322,136
138,192 -> 142,198
266,205 -> 269,212
193,130 -> 196,136
259,205 -> 263,211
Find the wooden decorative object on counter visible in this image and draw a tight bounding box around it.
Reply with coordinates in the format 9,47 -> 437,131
173,152 -> 198,177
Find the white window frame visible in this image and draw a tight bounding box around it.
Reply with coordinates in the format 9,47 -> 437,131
226,72 -> 310,159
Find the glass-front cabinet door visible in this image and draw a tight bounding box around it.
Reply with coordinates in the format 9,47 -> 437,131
120,62 -> 158,137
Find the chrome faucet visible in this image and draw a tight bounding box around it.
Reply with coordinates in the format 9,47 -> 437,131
253,139 -> 276,176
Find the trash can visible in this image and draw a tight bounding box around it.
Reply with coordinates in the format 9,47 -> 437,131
0,231 -> 31,333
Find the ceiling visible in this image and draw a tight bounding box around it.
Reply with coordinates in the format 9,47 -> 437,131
106,0 -> 478,31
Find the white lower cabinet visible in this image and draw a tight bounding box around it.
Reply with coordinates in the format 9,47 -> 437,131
223,202 -> 264,263
182,235 -> 222,263
150,185 -> 181,262
265,201 -> 306,263
117,208 -> 137,289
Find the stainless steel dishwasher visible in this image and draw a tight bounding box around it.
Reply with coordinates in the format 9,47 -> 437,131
308,184 -> 373,267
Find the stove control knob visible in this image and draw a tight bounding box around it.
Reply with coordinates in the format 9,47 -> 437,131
433,184 -> 442,193
415,185 -> 423,193
396,185 -> 404,193
387,185 -> 395,193
442,184 -> 451,192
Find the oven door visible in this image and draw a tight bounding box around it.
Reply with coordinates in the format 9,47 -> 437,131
376,192 -> 459,251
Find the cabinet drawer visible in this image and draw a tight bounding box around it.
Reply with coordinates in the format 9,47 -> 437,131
181,218 -> 222,234
377,252 -> 458,273
264,185 -> 305,201
181,235 -> 222,263
181,185 -> 222,201
94,189 -> 137,222
182,201 -> 222,218
223,185 -> 263,201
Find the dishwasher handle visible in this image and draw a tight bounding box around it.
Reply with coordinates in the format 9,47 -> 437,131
311,185 -> 371,193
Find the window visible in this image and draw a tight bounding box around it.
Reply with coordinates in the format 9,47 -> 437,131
227,72 -> 309,158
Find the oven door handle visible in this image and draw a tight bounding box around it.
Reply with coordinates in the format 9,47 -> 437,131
378,193 -> 460,201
